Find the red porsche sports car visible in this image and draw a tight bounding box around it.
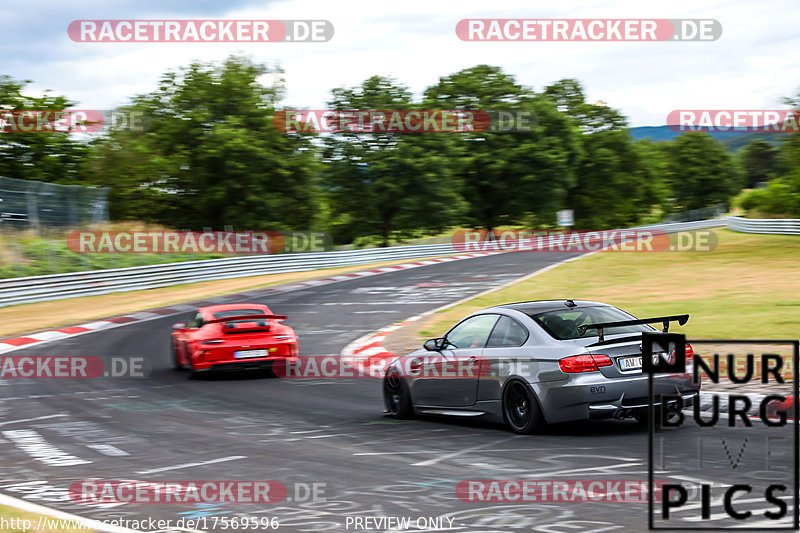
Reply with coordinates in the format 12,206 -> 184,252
170,303 -> 299,376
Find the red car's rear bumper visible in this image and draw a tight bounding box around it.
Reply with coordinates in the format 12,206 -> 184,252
190,342 -> 299,371
192,355 -> 301,373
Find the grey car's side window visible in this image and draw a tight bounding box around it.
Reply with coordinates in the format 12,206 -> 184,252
445,314 -> 499,349
486,316 -> 529,347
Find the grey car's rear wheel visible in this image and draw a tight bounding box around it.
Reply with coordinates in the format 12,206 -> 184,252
383,369 -> 413,419
503,380 -> 545,434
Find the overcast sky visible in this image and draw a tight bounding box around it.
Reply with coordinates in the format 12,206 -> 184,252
2,0 -> 798,126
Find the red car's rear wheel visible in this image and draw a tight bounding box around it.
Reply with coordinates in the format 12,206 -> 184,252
171,340 -> 183,370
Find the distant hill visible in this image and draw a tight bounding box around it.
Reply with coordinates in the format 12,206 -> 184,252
628,126 -> 788,151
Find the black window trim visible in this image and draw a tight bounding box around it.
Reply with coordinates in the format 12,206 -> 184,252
486,314 -> 530,348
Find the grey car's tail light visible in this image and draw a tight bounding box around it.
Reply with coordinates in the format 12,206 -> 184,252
559,354 -> 612,373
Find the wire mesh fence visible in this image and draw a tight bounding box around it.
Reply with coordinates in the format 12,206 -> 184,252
0,176 -> 109,229
663,203 -> 727,222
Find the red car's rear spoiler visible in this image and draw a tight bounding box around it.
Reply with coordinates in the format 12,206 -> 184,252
205,314 -> 287,325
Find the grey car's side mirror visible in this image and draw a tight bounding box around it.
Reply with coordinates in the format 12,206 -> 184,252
424,338 -> 444,351
172,322 -> 187,330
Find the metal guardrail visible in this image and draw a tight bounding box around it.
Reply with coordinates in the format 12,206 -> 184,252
0,243 -> 462,308
632,219 -> 724,232
0,219 -> 725,308
726,216 -> 800,235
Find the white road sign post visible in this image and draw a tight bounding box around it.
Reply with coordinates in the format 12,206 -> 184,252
557,209 -> 574,228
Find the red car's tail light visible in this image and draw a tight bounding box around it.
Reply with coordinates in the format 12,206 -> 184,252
289,343 -> 299,357
559,354 -> 611,373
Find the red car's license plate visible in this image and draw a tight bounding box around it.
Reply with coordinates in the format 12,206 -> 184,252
234,349 -> 268,359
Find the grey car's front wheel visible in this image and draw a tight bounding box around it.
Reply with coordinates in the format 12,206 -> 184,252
503,380 -> 545,434
383,369 -> 413,419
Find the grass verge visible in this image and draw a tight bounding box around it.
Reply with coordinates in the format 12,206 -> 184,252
0,505 -> 91,533
418,229 -> 799,341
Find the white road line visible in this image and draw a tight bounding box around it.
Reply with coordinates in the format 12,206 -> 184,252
135,455 -> 246,475
0,414 -> 69,426
354,446 -> 567,456
523,462 -> 644,478
411,436 -> 519,467
86,444 -> 129,456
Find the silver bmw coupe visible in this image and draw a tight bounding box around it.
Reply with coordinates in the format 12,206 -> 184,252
383,299 -> 700,434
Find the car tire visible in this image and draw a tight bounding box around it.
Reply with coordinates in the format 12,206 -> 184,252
383,369 -> 413,419
171,340 -> 184,371
503,380 -> 545,434
184,344 -> 200,379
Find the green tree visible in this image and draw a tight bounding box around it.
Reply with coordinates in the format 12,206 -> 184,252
633,138 -> 672,215
86,56 -> 320,231
737,94 -> 800,216
737,139 -> 781,188
0,75 -> 89,184
566,130 -> 663,228
423,66 -> 581,231
323,76 -> 464,246
664,132 -> 743,211
543,78 -> 627,134
543,79 -> 666,227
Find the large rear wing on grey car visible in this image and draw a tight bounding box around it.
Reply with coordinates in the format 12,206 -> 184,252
577,314 -> 689,342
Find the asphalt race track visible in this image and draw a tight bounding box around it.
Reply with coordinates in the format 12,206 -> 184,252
0,251 -> 795,532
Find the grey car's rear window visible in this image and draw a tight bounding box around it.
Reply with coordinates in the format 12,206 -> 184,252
529,307 -> 653,340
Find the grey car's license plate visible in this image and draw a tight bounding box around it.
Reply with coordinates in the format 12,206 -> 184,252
234,349 -> 268,359
619,356 -> 643,370
619,354 -> 663,370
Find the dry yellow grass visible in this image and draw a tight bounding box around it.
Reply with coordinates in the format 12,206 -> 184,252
417,229 -> 800,341
0,505 -> 92,533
